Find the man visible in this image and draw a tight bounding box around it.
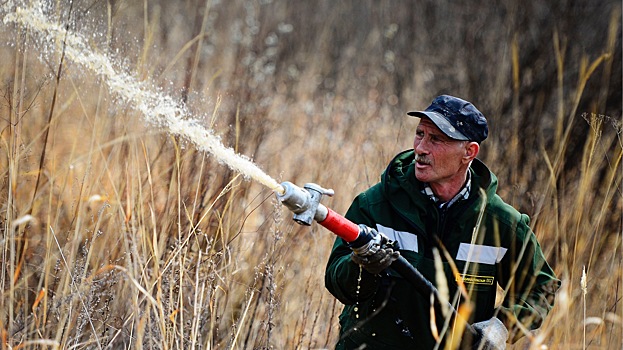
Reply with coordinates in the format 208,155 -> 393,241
325,95 -> 560,349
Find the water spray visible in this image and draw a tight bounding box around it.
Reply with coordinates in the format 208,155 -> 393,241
3,1 -> 285,195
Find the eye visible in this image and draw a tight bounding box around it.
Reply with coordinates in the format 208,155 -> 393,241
415,130 -> 424,138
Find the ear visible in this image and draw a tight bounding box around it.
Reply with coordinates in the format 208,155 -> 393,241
463,142 -> 480,163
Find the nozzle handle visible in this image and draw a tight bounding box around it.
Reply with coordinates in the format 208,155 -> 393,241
318,207 -> 360,242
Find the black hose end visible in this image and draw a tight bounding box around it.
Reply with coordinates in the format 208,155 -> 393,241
347,224 -> 376,249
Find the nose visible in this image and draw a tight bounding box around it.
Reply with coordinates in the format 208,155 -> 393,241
414,136 -> 429,154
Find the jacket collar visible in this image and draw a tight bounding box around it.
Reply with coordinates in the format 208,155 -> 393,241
381,149 -> 498,221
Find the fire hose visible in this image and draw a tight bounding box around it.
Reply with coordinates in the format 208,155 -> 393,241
276,181 -> 480,341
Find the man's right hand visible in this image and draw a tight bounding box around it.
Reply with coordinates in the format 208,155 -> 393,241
351,247 -> 400,275
350,233 -> 400,275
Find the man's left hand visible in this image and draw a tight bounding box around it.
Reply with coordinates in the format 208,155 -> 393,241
472,317 -> 508,350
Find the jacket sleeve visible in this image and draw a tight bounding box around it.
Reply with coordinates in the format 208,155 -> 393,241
324,192 -> 381,305
497,214 -> 560,343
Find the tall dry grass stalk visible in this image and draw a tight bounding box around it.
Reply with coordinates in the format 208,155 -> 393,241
0,1 -> 621,349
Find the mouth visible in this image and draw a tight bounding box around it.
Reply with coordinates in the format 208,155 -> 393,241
415,155 -> 431,168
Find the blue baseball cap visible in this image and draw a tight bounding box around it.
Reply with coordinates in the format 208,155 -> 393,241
407,95 -> 488,143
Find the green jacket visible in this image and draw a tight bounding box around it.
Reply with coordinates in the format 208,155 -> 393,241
325,150 -> 560,349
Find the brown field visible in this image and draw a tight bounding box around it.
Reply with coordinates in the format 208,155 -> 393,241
0,0 -> 621,349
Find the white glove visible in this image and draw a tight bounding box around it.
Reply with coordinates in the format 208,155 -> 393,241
472,317 -> 508,350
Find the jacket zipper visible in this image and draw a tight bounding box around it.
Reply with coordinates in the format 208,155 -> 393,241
437,194 -> 480,247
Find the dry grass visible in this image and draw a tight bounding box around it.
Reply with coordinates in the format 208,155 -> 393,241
0,0 -> 621,349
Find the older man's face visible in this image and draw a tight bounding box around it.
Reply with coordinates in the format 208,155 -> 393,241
413,118 -> 468,186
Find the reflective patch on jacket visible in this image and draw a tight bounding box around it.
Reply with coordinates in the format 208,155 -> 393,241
376,224 -> 418,252
456,243 -> 508,265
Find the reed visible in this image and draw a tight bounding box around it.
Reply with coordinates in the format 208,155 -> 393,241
0,0 -> 620,349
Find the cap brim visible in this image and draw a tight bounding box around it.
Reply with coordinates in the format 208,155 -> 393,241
406,111 -> 469,141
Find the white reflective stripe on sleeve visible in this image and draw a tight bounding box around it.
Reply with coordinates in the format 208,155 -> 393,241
456,243 -> 508,265
375,224 -> 418,252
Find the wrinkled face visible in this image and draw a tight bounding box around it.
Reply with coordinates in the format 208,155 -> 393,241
413,118 -> 469,186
